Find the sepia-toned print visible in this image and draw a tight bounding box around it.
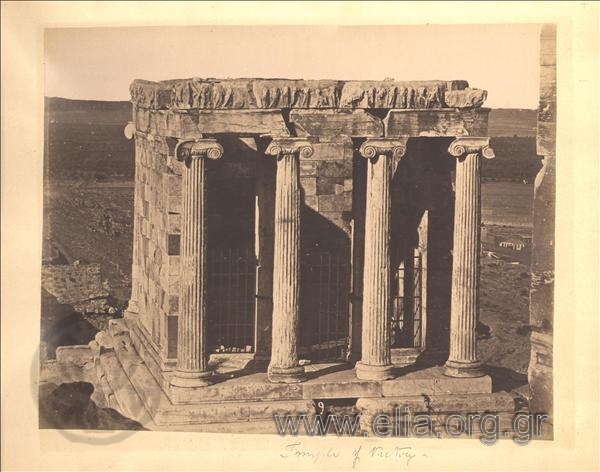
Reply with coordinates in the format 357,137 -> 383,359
39,24 -> 554,443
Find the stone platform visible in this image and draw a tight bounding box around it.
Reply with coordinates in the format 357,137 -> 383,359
86,318 -> 518,432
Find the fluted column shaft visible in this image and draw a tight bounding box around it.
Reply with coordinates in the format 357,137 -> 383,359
356,138 -> 407,381
171,139 -> 223,388
445,138 -> 494,378
124,123 -> 140,315
266,138 -> 313,383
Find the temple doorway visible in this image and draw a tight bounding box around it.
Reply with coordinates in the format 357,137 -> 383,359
206,137 -> 257,354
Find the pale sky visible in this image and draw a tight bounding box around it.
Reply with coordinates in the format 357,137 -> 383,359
45,24 -> 541,108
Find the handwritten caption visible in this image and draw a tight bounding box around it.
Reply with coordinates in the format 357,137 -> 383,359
280,441 -> 426,469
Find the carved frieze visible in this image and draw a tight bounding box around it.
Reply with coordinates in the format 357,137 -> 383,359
444,88 -> 488,108
130,78 -> 486,110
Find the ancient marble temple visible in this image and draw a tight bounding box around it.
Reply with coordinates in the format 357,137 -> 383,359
105,77 -> 514,428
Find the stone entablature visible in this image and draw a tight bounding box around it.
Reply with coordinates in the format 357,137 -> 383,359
130,78 -> 487,110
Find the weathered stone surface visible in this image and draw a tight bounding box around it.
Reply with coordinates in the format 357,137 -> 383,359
178,110 -> 289,136
96,352 -> 154,425
254,79 -> 342,108
131,78 -> 480,110
539,25 -> 557,66
356,139 -> 408,381
55,345 -> 94,365
316,160 -> 353,177
356,392 -> 516,436
290,109 -> 383,137
356,392 -> 515,415
254,153 -> 276,365
537,26 -> 556,159
444,88 -> 488,108
445,138 -> 494,378
98,318 -> 504,429
317,194 -> 352,212
529,24 -> 555,435
156,399 -> 315,425
299,160 -> 318,176
316,177 -> 345,195
309,139 -> 354,160
433,375 -> 492,395
384,108 -> 489,137
382,378 -> 435,397
170,376 -> 304,404
302,379 -> 381,399
391,348 -> 421,367
266,139 -> 311,384
94,330 -> 115,352
303,195 -> 318,211
339,80 -> 463,109
299,177 -> 317,196
171,140 -> 224,389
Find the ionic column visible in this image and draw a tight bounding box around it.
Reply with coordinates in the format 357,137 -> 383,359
356,138 -> 407,381
123,122 -> 140,315
445,137 -> 494,378
265,138 -> 313,383
171,139 -> 223,388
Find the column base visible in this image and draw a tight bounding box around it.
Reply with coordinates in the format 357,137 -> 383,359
126,299 -> 139,313
267,365 -> 305,384
123,301 -> 140,322
444,360 -> 485,378
355,362 -> 395,381
170,369 -> 213,388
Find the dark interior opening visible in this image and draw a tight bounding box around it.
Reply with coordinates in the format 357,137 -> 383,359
206,137 -> 257,353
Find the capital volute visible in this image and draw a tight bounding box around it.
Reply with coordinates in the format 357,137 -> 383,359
175,139 -> 224,161
124,122 -> 135,140
265,138 -> 314,159
448,137 -> 495,160
359,138 -> 408,160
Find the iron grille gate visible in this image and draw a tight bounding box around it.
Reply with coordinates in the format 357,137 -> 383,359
207,245 -> 256,353
205,246 -> 421,357
299,250 -> 351,362
391,248 -> 423,348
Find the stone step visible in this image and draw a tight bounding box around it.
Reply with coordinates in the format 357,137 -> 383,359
99,319 -> 512,429
150,419 -> 288,434
166,372 -> 305,404
93,358 -> 116,410
356,393 -> 520,438
105,324 -> 316,426
96,351 -> 155,426
356,392 -> 516,415
152,399 -> 315,427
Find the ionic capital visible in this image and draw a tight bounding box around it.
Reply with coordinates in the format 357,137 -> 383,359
265,138 -> 314,159
124,121 -> 135,140
175,139 -> 224,161
359,138 -> 408,160
448,137 -> 495,160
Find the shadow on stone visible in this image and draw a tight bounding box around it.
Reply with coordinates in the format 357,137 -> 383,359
299,204 -> 351,362
477,321 -> 492,340
40,289 -> 99,359
486,365 -> 528,393
303,363 -> 350,381
39,381 -> 146,430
